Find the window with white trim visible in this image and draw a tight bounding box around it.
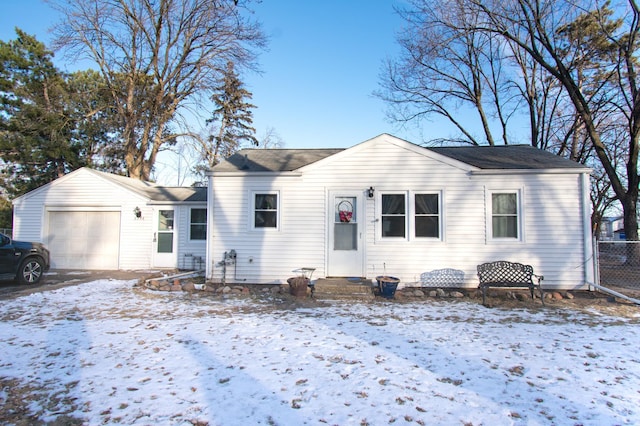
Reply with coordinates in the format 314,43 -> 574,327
381,193 -> 406,238
490,191 -> 519,239
189,208 -> 207,240
414,193 -> 440,238
253,192 -> 278,229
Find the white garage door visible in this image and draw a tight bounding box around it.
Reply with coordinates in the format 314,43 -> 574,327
48,211 -> 121,269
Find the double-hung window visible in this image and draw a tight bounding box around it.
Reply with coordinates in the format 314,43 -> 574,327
414,193 -> 440,238
381,194 -> 406,238
490,191 -> 519,239
381,192 -> 442,240
254,192 -> 278,229
189,208 -> 207,240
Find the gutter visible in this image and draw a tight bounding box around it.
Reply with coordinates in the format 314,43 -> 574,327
470,168 -> 591,176
211,171 -> 303,177
580,173 -> 596,290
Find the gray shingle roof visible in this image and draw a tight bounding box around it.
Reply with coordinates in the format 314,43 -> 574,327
88,169 -> 207,202
430,145 -> 588,170
214,148 -> 345,172
214,144 -> 587,173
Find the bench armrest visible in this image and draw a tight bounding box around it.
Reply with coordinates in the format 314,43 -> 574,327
533,274 -> 544,284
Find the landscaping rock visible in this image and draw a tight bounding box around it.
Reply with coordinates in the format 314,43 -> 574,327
451,291 -> 464,298
515,293 -> 528,301
182,282 -> 195,291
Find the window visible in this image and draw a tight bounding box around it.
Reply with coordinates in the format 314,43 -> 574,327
254,193 -> 278,229
415,193 -> 439,238
190,208 -> 207,240
491,192 -> 519,239
382,194 -> 406,238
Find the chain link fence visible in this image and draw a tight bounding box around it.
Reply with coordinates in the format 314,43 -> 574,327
597,241 -> 640,290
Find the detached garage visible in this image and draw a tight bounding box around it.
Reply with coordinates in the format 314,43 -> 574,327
12,168 -> 207,271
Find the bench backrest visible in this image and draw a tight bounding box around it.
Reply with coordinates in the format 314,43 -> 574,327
477,261 -> 534,284
420,268 -> 465,287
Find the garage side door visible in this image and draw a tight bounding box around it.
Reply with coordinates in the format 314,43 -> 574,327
48,211 -> 121,269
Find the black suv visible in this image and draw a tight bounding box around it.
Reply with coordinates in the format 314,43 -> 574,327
0,234 -> 50,284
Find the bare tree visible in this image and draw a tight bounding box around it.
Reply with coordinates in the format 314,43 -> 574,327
384,0 -> 640,247
259,126 -> 285,149
50,0 -> 266,180
463,0 -> 640,244
379,0 -> 526,146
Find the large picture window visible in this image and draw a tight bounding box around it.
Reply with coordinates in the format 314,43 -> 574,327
382,194 -> 406,238
415,193 -> 439,238
190,208 -> 207,240
254,193 -> 278,229
491,192 -> 519,239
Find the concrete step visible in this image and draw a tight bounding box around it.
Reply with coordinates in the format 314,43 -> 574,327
312,278 -> 375,301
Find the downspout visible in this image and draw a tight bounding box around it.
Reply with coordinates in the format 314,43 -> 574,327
205,171 -> 215,281
581,172 -> 596,290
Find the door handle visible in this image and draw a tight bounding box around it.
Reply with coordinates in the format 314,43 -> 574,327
153,232 -> 157,242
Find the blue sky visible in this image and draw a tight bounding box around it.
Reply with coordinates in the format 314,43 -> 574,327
1,0 -> 434,182
244,0 -> 416,148
1,0 -> 420,143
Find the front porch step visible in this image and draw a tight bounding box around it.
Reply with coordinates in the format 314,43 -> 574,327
312,278 -> 375,301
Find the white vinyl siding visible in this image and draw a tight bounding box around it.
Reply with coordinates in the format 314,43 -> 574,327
175,204 -> 207,270
13,168 -> 207,271
209,135 -> 591,290
13,169 -> 152,270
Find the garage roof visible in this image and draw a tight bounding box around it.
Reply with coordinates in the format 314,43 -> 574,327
89,169 -> 207,202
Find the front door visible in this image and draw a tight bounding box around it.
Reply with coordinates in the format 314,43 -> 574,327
153,209 -> 177,268
327,193 -> 364,277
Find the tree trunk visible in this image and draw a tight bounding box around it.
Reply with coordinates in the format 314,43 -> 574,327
621,192 -> 640,265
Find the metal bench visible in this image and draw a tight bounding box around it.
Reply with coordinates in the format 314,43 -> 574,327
477,261 -> 544,306
419,268 -> 465,287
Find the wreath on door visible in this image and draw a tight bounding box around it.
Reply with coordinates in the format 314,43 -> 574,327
338,200 -> 353,223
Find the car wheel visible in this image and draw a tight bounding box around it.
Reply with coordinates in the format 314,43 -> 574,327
18,257 -> 44,285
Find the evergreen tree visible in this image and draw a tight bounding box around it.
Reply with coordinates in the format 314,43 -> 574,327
194,61 -> 258,178
0,29 -> 81,197
0,30 -> 125,201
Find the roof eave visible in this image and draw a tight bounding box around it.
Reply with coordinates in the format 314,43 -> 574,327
210,171 -> 304,177
470,168 -> 591,175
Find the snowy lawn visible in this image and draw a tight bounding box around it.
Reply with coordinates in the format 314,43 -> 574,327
1,279 -> 639,426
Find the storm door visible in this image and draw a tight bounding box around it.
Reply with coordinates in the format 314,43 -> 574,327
153,208 -> 177,268
327,193 -> 364,277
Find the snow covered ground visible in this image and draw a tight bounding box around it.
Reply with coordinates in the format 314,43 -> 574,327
1,279 -> 639,426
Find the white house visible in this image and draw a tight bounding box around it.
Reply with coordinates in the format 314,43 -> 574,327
206,134 -> 594,290
12,167 -> 207,270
